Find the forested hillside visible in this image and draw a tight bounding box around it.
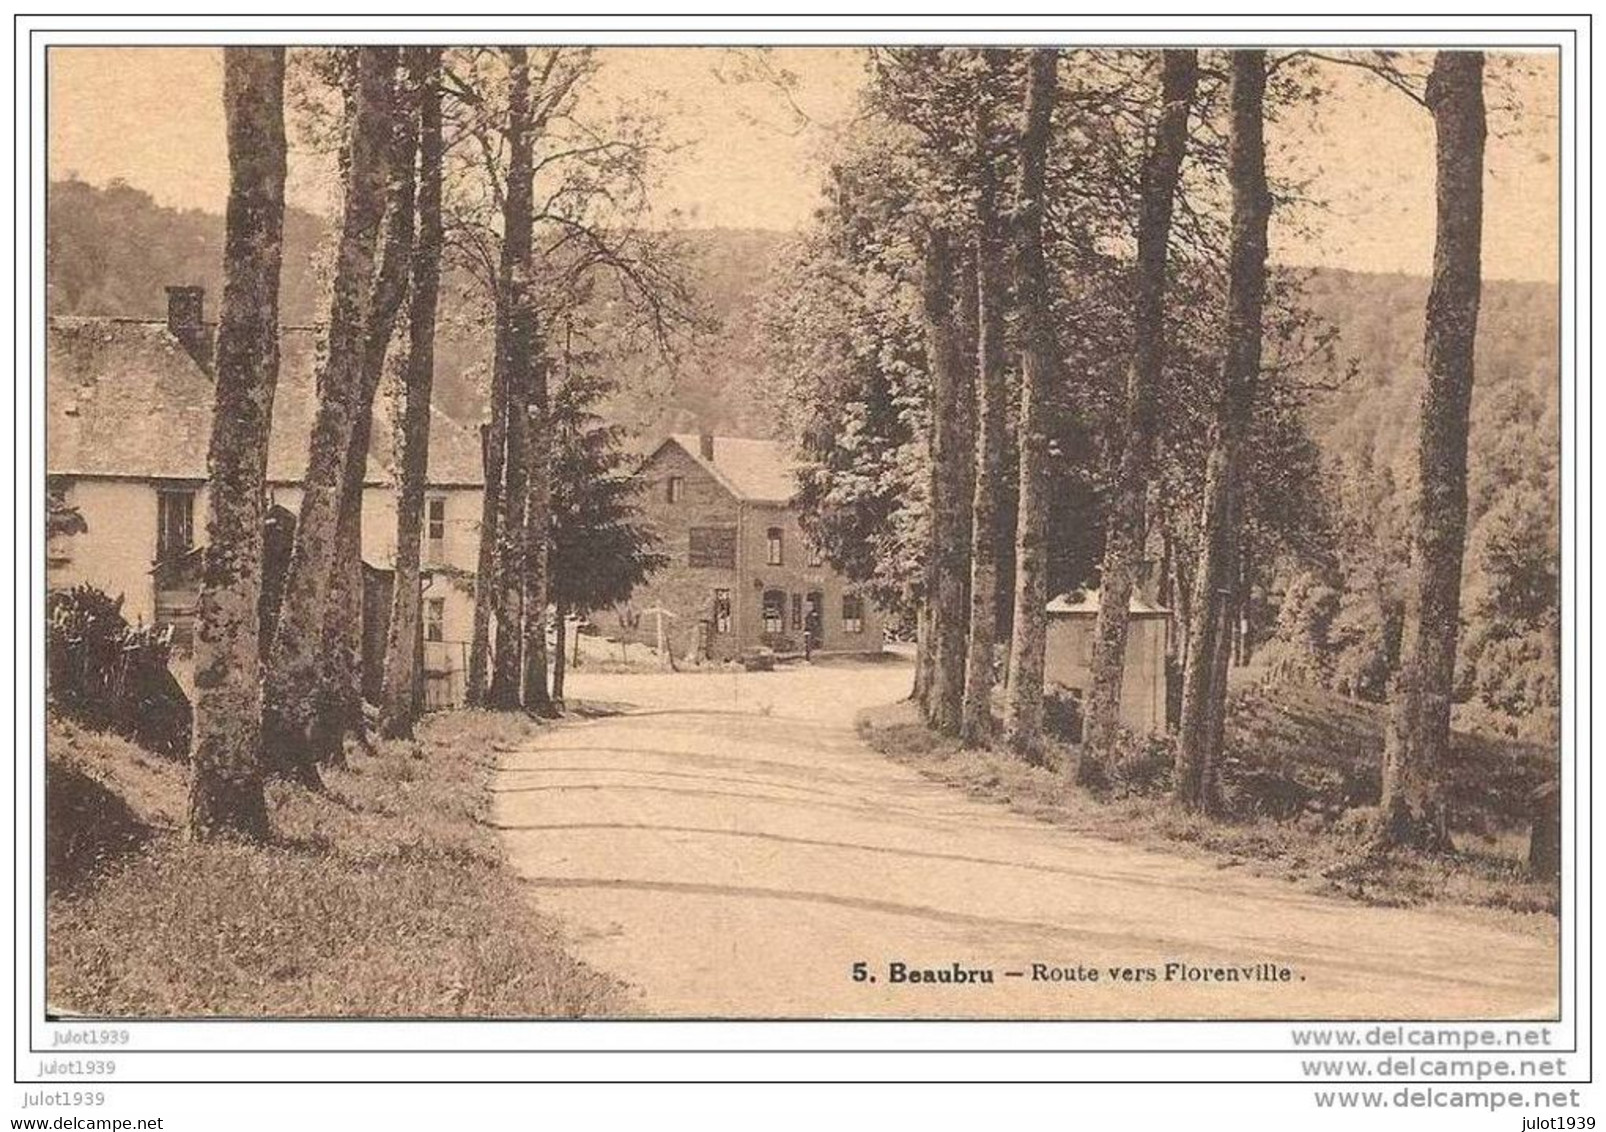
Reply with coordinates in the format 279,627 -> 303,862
50,179 -> 1552,470
1271,268 -> 1559,743
45,179 -> 777,441
48,178 -> 332,324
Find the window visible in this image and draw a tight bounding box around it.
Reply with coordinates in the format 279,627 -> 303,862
688,526 -> 737,568
791,593 -> 803,631
766,527 -> 784,566
842,594 -> 865,634
712,589 -> 732,634
762,589 -> 786,635
424,597 -> 446,642
667,476 -> 685,503
156,489 -> 195,560
426,496 -> 446,561
807,541 -> 824,568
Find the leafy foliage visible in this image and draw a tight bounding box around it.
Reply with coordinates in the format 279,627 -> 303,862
46,585 -> 192,758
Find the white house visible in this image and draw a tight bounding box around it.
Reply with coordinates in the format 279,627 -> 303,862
46,286 -> 485,707
1044,587 -> 1172,738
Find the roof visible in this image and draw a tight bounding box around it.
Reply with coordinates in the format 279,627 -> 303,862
1046,587 -> 1170,618
658,433 -> 802,505
46,316 -> 483,487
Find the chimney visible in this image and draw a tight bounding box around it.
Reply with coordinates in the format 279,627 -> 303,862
165,285 -> 212,370
699,431 -> 715,462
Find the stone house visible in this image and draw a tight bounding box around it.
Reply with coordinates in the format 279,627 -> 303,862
1043,587 -> 1172,738
624,433 -> 884,662
46,286 -> 485,708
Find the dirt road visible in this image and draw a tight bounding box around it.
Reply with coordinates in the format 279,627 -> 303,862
492,660 -> 1557,1019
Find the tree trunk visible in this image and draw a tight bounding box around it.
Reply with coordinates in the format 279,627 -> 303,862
188,47 -> 287,839
1378,51 -> 1486,850
487,47 -> 536,711
314,53 -> 420,765
551,602 -> 568,703
911,600 -> 934,703
467,414 -> 503,706
1001,49 -> 1057,760
262,46 -> 398,785
378,48 -> 444,741
1082,49 -> 1198,778
959,52 -> 1010,748
1174,51 -> 1270,813
919,230 -> 974,736
489,375 -> 527,706
522,356 -> 556,715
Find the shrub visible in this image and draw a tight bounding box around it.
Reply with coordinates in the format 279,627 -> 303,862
47,585 -> 191,758
1107,730 -> 1177,798
1043,687 -> 1084,743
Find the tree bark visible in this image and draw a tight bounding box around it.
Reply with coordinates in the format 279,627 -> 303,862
467,421 -> 504,704
911,600 -> 934,703
378,47 -> 444,740
314,52 -> 419,765
188,47 -> 286,840
522,355 -> 556,715
487,47 -> 536,710
1174,51 -> 1270,813
551,602 -> 568,703
262,46 -> 398,785
919,230 -> 974,736
959,52 -> 1010,748
1001,49 -> 1058,760
1378,51 -> 1486,850
1082,50 -> 1198,778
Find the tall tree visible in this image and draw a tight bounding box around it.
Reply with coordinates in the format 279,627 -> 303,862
378,47 -> 444,740
1000,49 -> 1058,759
547,362 -> 668,701
1081,51 -> 1199,777
1378,50 -> 1487,848
486,46 -> 536,710
188,47 -> 287,838
262,46 -> 398,784
1174,50 -> 1271,812
316,52 -> 421,763
520,351 -> 556,715
918,228 -> 974,735
959,49 -> 1012,747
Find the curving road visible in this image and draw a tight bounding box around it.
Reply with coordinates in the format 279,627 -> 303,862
492,659 -> 1558,1019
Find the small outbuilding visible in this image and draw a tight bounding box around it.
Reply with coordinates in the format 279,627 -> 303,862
1044,587 -> 1171,738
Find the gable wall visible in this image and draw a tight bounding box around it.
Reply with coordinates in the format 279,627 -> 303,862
624,443 -> 743,659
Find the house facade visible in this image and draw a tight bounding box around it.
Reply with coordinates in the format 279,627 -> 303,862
1043,588 -> 1172,738
46,287 -> 485,708
625,434 -> 883,662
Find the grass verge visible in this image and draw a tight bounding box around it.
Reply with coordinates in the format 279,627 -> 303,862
47,711 -> 628,1018
857,698 -> 1557,936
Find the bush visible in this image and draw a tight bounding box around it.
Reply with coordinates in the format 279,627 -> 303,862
1043,687 -> 1085,743
1107,731 -> 1177,798
47,585 -> 191,758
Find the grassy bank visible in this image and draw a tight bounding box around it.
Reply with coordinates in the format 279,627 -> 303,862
858,689 -> 1557,934
46,711 -> 627,1018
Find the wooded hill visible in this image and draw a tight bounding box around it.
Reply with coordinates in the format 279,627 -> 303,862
46,178 -> 1558,466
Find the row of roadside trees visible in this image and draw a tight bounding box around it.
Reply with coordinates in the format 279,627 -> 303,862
189,46 -> 677,839
767,47 -> 1493,848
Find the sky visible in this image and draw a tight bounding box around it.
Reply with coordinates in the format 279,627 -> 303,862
47,46 -> 1560,283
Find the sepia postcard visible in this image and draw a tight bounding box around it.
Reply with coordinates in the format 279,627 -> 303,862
18,14 -> 1588,1118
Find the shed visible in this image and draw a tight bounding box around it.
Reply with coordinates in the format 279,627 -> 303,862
1044,587 -> 1171,738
